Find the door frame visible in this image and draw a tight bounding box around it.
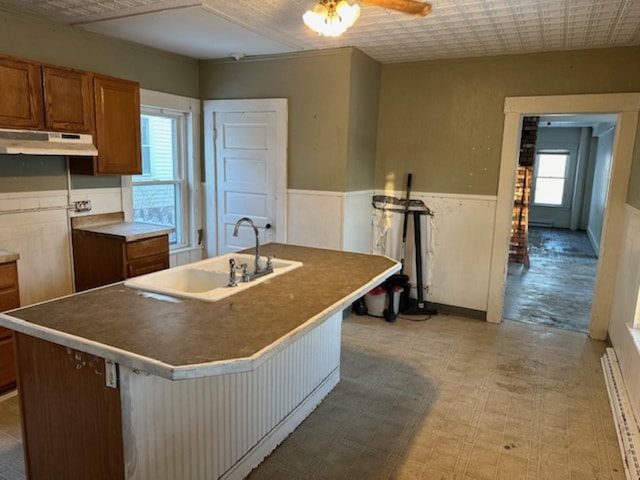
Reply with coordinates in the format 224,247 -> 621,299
203,98 -> 288,257
486,93 -> 640,340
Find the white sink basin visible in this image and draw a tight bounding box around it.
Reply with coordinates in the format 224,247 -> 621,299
124,253 -> 302,302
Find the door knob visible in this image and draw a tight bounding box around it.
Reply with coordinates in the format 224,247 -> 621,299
265,223 -> 272,229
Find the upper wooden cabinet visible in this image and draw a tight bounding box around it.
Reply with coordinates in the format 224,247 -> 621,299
0,56 -> 93,133
92,75 -> 142,175
0,56 -> 44,129
70,75 -> 142,175
0,54 -> 143,176
42,65 -> 93,133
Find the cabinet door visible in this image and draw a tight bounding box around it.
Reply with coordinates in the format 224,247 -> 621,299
0,56 -> 44,129
93,75 -> 142,175
43,66 -> 93,133
0,262 -> 20,312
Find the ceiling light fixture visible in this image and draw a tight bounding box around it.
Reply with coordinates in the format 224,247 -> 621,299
303,0 -> 361,38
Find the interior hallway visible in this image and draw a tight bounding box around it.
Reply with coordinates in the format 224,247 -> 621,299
0,314 -> 623,479
504,227 -> 598,333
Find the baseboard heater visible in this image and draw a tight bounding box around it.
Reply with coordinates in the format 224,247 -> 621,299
602,348 -> 640,480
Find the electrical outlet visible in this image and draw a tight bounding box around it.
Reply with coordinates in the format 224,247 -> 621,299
74,200 -> 92,212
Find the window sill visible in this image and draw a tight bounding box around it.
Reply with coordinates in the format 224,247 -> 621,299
170,245 -> 204,255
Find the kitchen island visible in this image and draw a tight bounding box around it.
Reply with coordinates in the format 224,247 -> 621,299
0,243 -> 399,480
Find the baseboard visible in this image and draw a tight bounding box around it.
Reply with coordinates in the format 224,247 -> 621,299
602,348 -> 640,480
431,303 -> 487,321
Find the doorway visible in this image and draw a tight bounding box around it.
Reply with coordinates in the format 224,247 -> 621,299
487,93 -> 640,340
203,99 -> 288,256
503,116 -> 617,333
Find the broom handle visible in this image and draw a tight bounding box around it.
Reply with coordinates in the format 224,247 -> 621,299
400,173 -> 412,271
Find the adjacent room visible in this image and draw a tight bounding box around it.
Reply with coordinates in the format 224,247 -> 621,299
504,114 -> 617,334
0,0 -> 639,478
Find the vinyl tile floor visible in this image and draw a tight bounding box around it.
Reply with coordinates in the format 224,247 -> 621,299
504,227 -> 598,333
0,314 -> 624,480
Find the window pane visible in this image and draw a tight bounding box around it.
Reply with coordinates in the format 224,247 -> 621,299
140,117 -> 151,175
537,154 -> 567,178
133,115 -> 177,182
133,184 -> 181,244
534,178 -> 564,205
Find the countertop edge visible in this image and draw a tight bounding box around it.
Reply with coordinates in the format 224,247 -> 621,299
0,262 -> 401,380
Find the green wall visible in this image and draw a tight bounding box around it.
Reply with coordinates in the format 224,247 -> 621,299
199,49 -> 354,192
376,46 -> 640,197
0,7 -> 199,97
346,49 -> 381,192
0,6 -> 200,192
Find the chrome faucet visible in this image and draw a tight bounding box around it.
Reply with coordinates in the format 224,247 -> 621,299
233,217 -> 263,274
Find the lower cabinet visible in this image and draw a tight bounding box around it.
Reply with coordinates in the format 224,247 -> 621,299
72,231 -> 169,292
15,333 -> 124,480
0,260 -> 20,392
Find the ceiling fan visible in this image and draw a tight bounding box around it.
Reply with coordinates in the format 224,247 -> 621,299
360,0 -> 432,17
303,0 -> 432,37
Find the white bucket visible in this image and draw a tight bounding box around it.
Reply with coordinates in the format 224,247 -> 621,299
365,286 -> 387,316
365,285 -> 402,317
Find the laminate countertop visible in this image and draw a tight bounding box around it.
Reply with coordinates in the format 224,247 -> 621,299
0,244 -> 399,380
73,221 -> 174,241
0,250 -> 19,264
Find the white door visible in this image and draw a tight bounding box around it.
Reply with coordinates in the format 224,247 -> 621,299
204,99 -> 287,256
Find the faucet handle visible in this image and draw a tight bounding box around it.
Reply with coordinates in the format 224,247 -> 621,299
227,258 -> 237,287
239,263 -> 249,282
266,255 -> 275,270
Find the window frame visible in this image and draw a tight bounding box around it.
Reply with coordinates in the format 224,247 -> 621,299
532,149 -> 572,208
123,89 -> 202,256
133,107 -> 189,248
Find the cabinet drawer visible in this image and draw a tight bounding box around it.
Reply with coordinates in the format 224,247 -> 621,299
0,326 -> 11,340
0,262 -> 19,312
0,336 -> 16,392
127,254 -> 169,278
0,288 -> 19,312
0,262 -> 18,290
126,235 -> 168,260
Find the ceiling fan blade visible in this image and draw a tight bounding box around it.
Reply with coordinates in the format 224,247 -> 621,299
360,0 -> 432,16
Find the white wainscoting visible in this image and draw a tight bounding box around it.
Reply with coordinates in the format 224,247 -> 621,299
608,203 -> 640,423
372,190 -> 497,312
0,188 -> 124,306
287,190 -> 345,250
120,311 -> 342,480
286,189 -> 497,312
286,189 -> 375,253
343,190 -> 375,253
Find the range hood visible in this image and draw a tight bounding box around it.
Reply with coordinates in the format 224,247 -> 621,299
0,129 -> 98,156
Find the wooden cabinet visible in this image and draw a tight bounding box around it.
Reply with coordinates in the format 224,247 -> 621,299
15,333 -> 124,480
0,260 -> 20,393
72,229 -> 169,292
0,56 -> 44,129
0,54 -> 142,176
70,75 -> 142,176
42,65 -> 93,133
0,56 -> 93,133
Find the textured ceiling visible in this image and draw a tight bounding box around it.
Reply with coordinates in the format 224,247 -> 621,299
0,0 -> 639,63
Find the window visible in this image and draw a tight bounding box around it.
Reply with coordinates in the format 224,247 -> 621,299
533,152 -> 570,206
132,108 -> 188,247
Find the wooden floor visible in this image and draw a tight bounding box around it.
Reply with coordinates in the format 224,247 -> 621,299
504,227 -> 598,333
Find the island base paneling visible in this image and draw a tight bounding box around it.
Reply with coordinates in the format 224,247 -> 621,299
120,312 -> 342,480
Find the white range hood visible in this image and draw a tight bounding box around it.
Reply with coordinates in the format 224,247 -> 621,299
0,129 -> 98,156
